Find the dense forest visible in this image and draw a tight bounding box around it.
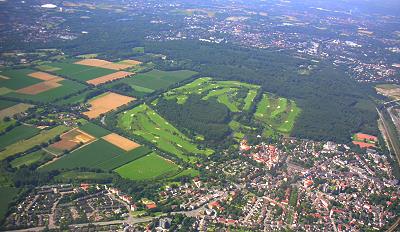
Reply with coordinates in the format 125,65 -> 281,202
155,95 -> 232,142
144,40 -> 379,143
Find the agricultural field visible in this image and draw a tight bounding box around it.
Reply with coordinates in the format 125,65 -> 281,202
79,122 -> 112,137
255,93 -> 301,136
0,125 -> 68,160
0,125 -> 40,149
47,128 -> 95,155
83,92 -> 135,119
0,69 -> 42,90
41,136 -> 150,171
118,104 -> 213,162
76,58 -> 141,70
0,119 -> 16,133
0,99 -> 17,110
107,69 -> 197,93
115,152 -> 180,180
375,84 -> 400,100
0,103 -> 34,119
10,150 -> 52,168
4,79 -> 87,103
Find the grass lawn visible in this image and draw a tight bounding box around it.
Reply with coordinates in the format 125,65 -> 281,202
0,125 -> 68,160
0,125 -> 40,149
115,152 -> 180,180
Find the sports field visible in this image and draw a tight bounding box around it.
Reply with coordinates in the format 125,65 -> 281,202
107,69 -> 197,92
115,152 -> 180,180
41,139 -> 151,171
255,93 -> 301,135
118,104 -> 213,162
0,125 -> 68,160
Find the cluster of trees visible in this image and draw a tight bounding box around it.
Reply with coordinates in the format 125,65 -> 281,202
155,95 -> 231,143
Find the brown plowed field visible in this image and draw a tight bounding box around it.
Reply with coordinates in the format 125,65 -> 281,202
86,71 -> 133,86
102,133 -> 141,151
83,92 -> 135,119
75,59 -> 139,70
16,80 -> 62,95
28,72 -> 64,81
49,128 -> 95,151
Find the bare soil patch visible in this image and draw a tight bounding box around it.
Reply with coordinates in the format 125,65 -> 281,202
76,59 -> 139,70
28,72 -> 64,81
86,71 -> 133,86
16,80 -> 62,95
102,133 -> 141,151
83,92 -> 135,119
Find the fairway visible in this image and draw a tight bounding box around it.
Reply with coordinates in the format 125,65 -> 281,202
255,93 -> 301,135
164,77 -> 260,112
118,104 -> 213,162
115,152 -> 180,180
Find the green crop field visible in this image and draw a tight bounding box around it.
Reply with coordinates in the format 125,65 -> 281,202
0,119 -> 16,133
5,79 -> 87,103
0,125 -> 68,160
109,69 -> 197,91
0,187 -> 19,221
46,62 -> 116,81
79,122 -> 111,137
115,152 -> 180,180
0,125 -> 40,149
255,93 -> 301,135
118,104 -> 213,162
10,150 -> 51,168
0,69 -> 41,90
0,99 -> 17,110
41,139 -> 151,171
55,90 -> 92,105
